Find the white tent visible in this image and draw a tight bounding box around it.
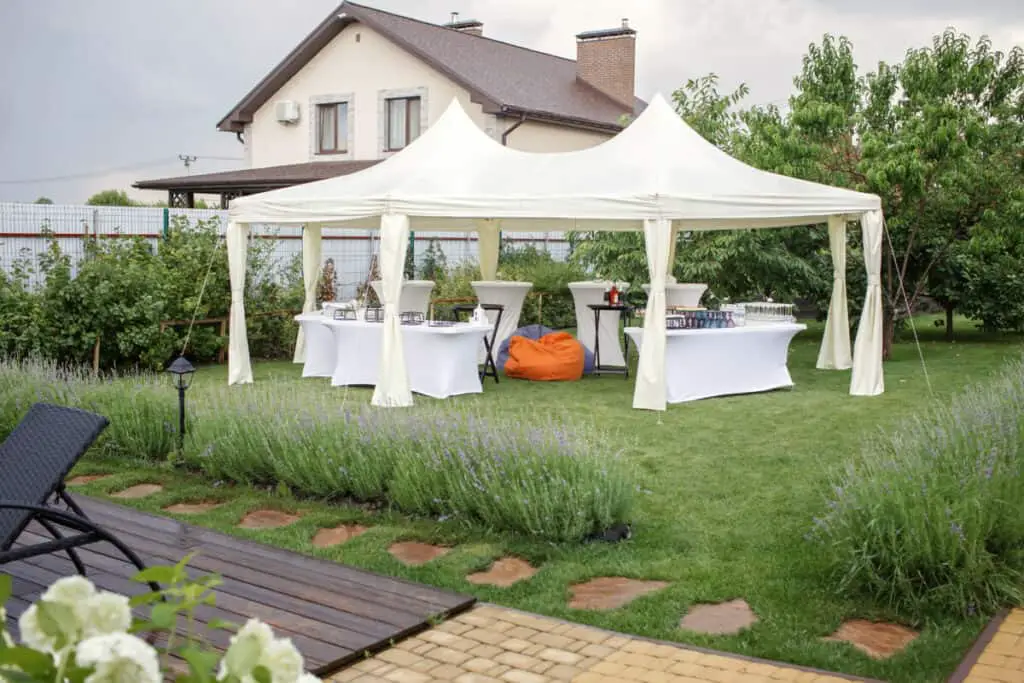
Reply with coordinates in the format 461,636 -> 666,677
227,94 -> 884,410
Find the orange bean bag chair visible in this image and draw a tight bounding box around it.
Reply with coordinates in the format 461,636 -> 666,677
505,332 -> 585,382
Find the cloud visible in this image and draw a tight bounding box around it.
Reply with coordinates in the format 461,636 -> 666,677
0,0 -> 1021,203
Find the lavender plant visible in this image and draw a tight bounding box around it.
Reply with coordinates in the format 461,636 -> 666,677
184,386 -> 634,542
809,358 -> 1024,618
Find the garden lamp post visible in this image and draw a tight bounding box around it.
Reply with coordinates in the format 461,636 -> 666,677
166,356 -> 195,450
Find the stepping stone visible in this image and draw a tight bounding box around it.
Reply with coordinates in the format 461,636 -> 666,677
568,577 -> 669,610
824,619 -> 919,659
467,557 -> 538,587
679,599 -> 758,635
67,475 -> 110,486
389,542 -> 450,566
111,484 -> 163,499
164,502 -> 222,515
312,524 -> 369,548
238,509 -> 301,530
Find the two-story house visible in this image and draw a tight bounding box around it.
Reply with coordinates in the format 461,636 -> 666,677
136,1 -> 644,208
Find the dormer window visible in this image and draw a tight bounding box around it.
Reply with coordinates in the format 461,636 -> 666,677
385,96 -> 421,151
316,101 -> 349,154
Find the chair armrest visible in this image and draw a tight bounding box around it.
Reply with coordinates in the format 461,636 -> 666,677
0,501 -> 96,535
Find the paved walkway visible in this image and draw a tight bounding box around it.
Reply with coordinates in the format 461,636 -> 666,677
328,604 -> 864,683
957,608 -> 1024,683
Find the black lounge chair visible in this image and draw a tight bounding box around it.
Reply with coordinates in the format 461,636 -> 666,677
0,403 -> 160,593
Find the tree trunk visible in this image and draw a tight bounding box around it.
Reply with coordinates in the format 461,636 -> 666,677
945,303 -> 954,341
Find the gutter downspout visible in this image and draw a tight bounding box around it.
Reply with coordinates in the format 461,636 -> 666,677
500,112 -> 527,146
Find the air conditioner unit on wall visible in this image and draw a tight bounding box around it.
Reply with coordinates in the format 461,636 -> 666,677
275,100 -> 300,124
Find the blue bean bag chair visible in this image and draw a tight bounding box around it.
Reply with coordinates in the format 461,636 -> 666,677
498,324 -> 595,375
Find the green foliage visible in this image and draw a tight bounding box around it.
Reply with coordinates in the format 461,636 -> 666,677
32,197 -> 53,205
85,189 -> 139,207
810,357 -> 1024,619
497,245 -> 585,329
417,239 -> 448,282
0,217 -> 304,369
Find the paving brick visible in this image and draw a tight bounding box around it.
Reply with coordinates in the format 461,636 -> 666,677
603,636 -> 631,649
378,650 -> 424,667
486,665 -> 511,678
412,643 -> 436,656
383,669 -> 433,683
537,649 -> 583,666
460,614 -> 497,629
428,664 -> 468,679
437,621 -> 473,636
562,626 -> 610,644
530,661 -> 554,674
454,675 -> 502,683
533,634 -> 574,650
498,639 -> 532,653
579,643 -> 615,659
467,629 -> 508,646
500,671 -> 549,683
469,644 -> 503,659
494,652 -> 540,669
409,658 -> 437,674
427,647 -> 473,666
424,631 -> 470,648
464,658 -> 498,673
505,626 -> 541,641
545,664 -> 582,681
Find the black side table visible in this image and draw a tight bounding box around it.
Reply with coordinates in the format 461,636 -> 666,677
587,304 -> 632,378
451,303 -> 505,384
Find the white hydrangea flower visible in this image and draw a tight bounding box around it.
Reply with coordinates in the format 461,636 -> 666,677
218,619 -> 313,683
260,638 -> 303,683
18,604 -> 59,653
76,633 -> 160,683
42,576 -> 96,605
82,592 -> 132,639
219,619 -> 275,680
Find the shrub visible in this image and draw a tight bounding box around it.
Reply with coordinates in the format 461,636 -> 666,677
810,358 -> 1024,618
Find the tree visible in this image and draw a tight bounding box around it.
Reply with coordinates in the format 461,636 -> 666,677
85,189 -> 140,206
33,197 -> 53,204
782,31 -> 1024,355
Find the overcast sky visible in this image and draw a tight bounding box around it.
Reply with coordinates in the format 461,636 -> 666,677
1,0 -> 1021,204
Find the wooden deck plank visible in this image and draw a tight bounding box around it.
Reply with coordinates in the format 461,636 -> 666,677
3,496 -> 476,676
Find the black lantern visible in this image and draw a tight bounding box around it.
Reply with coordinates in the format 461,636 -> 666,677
166,356 -> 195,449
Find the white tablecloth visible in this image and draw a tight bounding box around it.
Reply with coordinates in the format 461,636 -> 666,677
298,314 -> 492,398
641,283 -> 708,308
568,282 -> 628,367
625,323 -> 806,403
471,281 -> 532,362
295,315 -> 337,377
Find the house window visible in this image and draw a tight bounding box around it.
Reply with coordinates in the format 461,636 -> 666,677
316,101 -> 348,154
385,97 -> 421,150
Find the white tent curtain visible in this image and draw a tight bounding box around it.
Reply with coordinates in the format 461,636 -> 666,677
226,222 -> 253,385
633,218 -> 672,411
665,224 -> 680,283
816,215 -> 852,370
371,213 -> 414,407
477,220 -> 501,281
850,209 -> 885,395
293,223 -> 323,363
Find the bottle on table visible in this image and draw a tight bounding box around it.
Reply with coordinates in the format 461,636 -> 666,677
609,284 -> 619,306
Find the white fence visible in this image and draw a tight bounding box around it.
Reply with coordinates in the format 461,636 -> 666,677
0,203 -> 570,299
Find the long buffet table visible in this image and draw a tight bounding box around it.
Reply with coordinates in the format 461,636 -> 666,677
296,313 -> 492,398
625,323 -> 806,403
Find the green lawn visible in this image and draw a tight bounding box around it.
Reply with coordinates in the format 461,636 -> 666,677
71,318 -> 1022,682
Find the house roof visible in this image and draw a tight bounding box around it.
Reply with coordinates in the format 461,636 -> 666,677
133,160 -> 380,194
217,1 -> 644,134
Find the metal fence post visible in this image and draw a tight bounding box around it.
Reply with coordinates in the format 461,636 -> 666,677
162,208 -> 169,239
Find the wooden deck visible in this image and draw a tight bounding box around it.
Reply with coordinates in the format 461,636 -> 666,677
2,497 -> 476,676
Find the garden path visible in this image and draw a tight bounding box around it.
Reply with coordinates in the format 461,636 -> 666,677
328,604 -> 877,683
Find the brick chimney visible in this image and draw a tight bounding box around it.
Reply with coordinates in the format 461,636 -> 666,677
445,12 -> 483,36
575,18 -> 636,110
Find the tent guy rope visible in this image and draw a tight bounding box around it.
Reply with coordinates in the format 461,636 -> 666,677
883,219 -> 933,396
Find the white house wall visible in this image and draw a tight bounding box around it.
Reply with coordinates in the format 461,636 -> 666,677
502,119 -> 613,152
249,23 -> 495,168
